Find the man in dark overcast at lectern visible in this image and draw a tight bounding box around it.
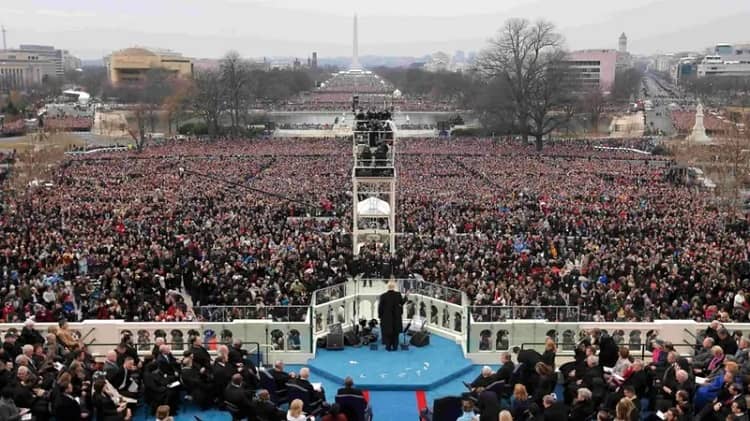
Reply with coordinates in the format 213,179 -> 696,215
378,280 -> 406,351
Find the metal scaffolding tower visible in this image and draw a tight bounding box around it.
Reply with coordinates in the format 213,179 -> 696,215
351,99 -> 397,255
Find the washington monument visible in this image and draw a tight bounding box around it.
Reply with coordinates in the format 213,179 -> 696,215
351,14 -> 361,70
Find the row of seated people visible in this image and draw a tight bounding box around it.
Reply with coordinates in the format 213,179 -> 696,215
0,319 -> 371,421
424,325 -> 750,421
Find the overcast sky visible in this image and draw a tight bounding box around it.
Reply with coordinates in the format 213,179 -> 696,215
2,0 -> 749,60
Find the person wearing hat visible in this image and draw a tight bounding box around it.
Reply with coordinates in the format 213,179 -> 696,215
2,332 -> 21,362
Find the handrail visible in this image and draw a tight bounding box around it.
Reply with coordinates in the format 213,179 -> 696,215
192,305 -> 309,322
470,305 -> 580,322
82,340 -> 263,366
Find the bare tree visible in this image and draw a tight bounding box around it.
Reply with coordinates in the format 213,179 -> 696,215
582,88 -> 606,134
220,51 -> 252,134
192,69 -> 225,137
129,103 -> 149,152
477,18 -> 568,150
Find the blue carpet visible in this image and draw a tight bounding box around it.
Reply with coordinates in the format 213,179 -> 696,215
308,334 -> 473,390
369,391 -> 419,420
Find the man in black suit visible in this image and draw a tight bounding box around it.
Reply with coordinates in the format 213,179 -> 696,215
254,389 -> 285,421
336,376 -> 361,397
378,280 -> 406,351
494,352 -> 515,383
213,354 -> 234,398
224,374 -> 254,418
606,360 -> 649,410
150,337 -> 166,361
469,366 -> 497,391
228,338 -> 249,366
180,355 -> 213,409
291,367 -> 325,408
54,380 -> 82,421
337,376 -> 372,421
110,356 -> 140,400
514,346 -> 542,386
156,345 -> 180,381
569,388 -> 595,421
270,360 -> 291,396
542,394 -> 569,421
190,336 -> 212,372
104,351 -> 120,380
2,333 -> 21,362
19,320 -> 45,347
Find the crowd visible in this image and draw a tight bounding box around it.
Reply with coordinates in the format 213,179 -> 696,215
439,324 -> 750,421
0,135 -> 748,325
0,119 -> 26,137
41,104 -> 95,132
0,321 -> 368,421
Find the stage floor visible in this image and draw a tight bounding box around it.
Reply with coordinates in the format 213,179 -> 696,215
307,334 -> 474,391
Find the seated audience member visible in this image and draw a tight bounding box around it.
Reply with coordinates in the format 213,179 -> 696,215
54,379 -> 82,421
254,389 -> 285,421
292,367 -> 326,408
495,352 -> 515,384
155,405 -> 174,421
272,360 -> 292,397
511,384 -> 532,419
224,374 -> 254,419
456,399 -> 477,421
0,388 -> 21,421
287,398 -> 311,421
467,366 -> 496,392
337,376 -> 372,420
19,320 -> 45,347
477,391 -> 501,421
569,388 -> 595,421
143,361 -> 179,415
542,394 -> 569,421
180,354 -> 213,409
91,378 -> 132,421
693,338 -> 715,371
533,362 -> 556,404
615,398 -> 636,421
321,403 -> 347,421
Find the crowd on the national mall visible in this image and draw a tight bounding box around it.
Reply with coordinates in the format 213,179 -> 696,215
1,135 -> 750,419
1,136 -> 749,323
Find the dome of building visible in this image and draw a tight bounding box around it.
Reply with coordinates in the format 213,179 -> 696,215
116,47 -> 157,57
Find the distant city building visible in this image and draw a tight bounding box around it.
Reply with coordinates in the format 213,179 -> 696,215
696,43 -> 750,77
565,34 -> 632,93
312,52 -> 318,70
64,54 -> 82,72
424,51 -> 451,72
564,49 -> 619,93
670,55 -> 698,82
654,54 -> 676,73
105,47 -> 193,85
17,45 -> 79,77
0,50 -> 57,90
619,33 -> 628,54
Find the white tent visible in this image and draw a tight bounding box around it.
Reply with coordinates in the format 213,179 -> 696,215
357,197 -> 391,217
